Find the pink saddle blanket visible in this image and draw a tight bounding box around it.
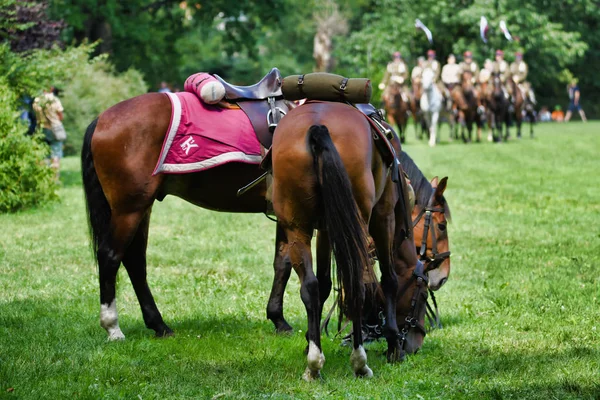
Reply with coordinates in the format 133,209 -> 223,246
153,92 -> 261,175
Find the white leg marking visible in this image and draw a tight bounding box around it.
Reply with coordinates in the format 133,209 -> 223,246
100,300 -> 125,340
350,345 -> 373,378
302,340 -> 325,381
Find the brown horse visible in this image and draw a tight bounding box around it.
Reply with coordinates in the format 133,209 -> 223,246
410,81 -> 426,140
267,149 -> 452,337
270,101 -> 425,379
382,84 -> 410,143
453,71 -> 482,142
82,92 -> 290,341
486,75 -> 511,142
509,78 -> 535,138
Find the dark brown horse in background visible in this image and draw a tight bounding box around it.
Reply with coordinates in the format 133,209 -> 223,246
487,75 -> 511,142
82,93 -> 287,341
453,71 -> 482,142
509,77 -> 535,138
382,84 -> 410,143
410,81 -> 426,140
270,102 -> 425,379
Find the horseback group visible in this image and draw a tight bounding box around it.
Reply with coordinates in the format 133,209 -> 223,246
380,48 -> 537,146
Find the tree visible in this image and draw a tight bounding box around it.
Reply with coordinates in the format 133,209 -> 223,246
334,0 -> 588,106
313,0 -> 348,72
0,0 -> 64,52
50,0 -> 309,86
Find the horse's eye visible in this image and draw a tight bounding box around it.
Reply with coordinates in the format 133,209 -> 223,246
438,223 -> 446,232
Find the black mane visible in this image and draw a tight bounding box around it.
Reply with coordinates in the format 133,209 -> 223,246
399,151 -> 452,220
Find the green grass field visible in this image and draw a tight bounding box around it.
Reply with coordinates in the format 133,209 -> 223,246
1,122 -> 599,399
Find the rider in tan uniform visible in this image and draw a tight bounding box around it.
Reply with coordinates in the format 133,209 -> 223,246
441,54 -> 461,109
411,57 -> 425,86
492,49 -> 510,98
411,56 -> 426,101
379,51 -> 410,102
424,49 -> 441,83
509,51 -> 536,104
459,51 -> 479,85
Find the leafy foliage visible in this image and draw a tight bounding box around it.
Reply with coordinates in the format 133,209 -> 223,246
0,74 -> 58,212
60,57 -> 147,154
0,0 -> 147,212
0,0 -> 64,52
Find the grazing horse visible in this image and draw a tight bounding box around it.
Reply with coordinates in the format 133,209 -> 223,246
270,102 -> 424,379
399,151 -> 451,291
488,75 -> 510,142
267,150 -> 452,338
420,68 -> 443,147
509,78 -> 535,138
382,84 -> 410,143
82,92 -> 295,341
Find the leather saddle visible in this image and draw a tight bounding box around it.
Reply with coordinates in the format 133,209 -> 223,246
215,68 -> 283,100
214,68 -> 290,149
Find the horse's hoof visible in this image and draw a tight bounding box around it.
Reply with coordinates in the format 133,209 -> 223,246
386,347 -> 406,364
355,365 -> 373,378
107,329 -> 125,341
276,327 -> 293,335
302,367 -> 322,382
274,321 -> 294,334
155,327 -> 174,338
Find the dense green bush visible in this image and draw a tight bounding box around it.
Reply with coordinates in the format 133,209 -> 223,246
60,57 -> 147,155
0,75 -> 58,212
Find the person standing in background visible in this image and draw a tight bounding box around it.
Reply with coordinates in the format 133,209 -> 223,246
564,80 -> 587,122
158,82 -> 171,93
33,86 -> 65,178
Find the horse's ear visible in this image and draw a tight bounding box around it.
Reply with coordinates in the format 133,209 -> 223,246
435,177 -> 448,201
430,176 -> 439,188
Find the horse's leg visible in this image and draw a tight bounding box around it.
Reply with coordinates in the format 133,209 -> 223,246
529,110 -> 535,138
284,228 -> 324,381
369,203 -> 401,363
459,111 -> 467,143
429,112 -> 439,147
516,108 -> 522,138
98,211 -> 148,340
122,209 -> 173,337
266,223 -> 294,333
316,230 -> 332,325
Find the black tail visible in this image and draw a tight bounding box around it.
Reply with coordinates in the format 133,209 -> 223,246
308,125 -> 369,319
81,118 -> 111,261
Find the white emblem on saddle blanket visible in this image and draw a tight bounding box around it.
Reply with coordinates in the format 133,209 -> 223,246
180,136 -> 199,155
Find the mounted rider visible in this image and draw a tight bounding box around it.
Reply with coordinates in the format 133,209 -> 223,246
492,49 -> 511,99
441,54 -> 461,110
424,49 -> 441,82
509,51 -> 536,104
479,58 -> 493,86
379,51 -> 410,103
411,56 -> 426,98
459,51 -> 479,85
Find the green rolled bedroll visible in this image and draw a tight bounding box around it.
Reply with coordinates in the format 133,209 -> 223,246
282,72 -> 372,104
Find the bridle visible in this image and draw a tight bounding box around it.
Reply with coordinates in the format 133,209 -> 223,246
396,192 -> 452,342
412,200 -> 451,270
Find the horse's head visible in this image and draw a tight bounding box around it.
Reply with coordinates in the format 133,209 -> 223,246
412,176 -> 451,291
421,68 -> 434,90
